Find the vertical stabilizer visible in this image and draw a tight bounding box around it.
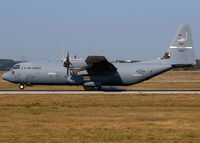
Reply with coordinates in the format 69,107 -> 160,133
164,24 -> 196,66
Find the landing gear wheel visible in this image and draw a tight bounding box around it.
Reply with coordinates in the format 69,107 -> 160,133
83,85 -> 102,91
97,85 -> 102,91
19,84 -> 25,90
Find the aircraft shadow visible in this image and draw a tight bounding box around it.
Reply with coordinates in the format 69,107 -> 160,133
100,86 -> 127,92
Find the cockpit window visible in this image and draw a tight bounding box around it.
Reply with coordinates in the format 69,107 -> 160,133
12,65 -> 20,70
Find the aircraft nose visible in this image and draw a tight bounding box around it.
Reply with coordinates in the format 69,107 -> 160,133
2,72 -> 8,81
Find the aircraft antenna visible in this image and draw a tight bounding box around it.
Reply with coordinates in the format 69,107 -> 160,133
185,32 -> 188,47
20,54 -> 27,62
62,41 -> 65,62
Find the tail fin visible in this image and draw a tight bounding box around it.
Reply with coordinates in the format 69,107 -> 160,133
162,24 -> 196,67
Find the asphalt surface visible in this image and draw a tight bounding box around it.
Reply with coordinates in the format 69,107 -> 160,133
0,90 -> 200,94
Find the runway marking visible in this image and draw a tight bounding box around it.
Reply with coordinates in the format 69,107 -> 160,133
0,90 -> 200,94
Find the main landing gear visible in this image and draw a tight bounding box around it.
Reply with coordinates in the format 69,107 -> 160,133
19,84 -> 25,90
83,85 -> 102,91
83,81 -> 102,91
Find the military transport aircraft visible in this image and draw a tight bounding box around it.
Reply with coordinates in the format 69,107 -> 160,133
2,24 -> 196,90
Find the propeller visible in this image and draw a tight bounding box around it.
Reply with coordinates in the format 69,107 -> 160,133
63,51 -> 71,76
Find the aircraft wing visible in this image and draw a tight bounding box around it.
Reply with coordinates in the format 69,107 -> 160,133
85,56 -> 117,72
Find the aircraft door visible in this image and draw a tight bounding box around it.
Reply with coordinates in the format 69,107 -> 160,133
56,72 -> 61,80
26,74 -> 34,84
48,72 -> 61,83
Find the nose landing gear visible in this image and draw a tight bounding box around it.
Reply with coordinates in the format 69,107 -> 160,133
19,84 -> 25,90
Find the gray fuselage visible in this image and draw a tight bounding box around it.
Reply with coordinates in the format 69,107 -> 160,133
2,59 -> 172,86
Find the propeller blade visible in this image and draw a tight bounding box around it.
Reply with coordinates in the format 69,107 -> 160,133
67,51 -> 69,59
67,67 -> 69,76
63,51 -> 70,76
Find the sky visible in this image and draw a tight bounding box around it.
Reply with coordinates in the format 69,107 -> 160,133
0,0 -> 200,61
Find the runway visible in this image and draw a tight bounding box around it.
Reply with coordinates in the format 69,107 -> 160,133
0,90 -> 200,94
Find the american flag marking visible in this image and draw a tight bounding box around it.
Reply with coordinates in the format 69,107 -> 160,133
178,37 -> 186,44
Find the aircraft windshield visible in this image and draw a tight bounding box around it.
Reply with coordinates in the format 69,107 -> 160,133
12,65 -> 20,70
